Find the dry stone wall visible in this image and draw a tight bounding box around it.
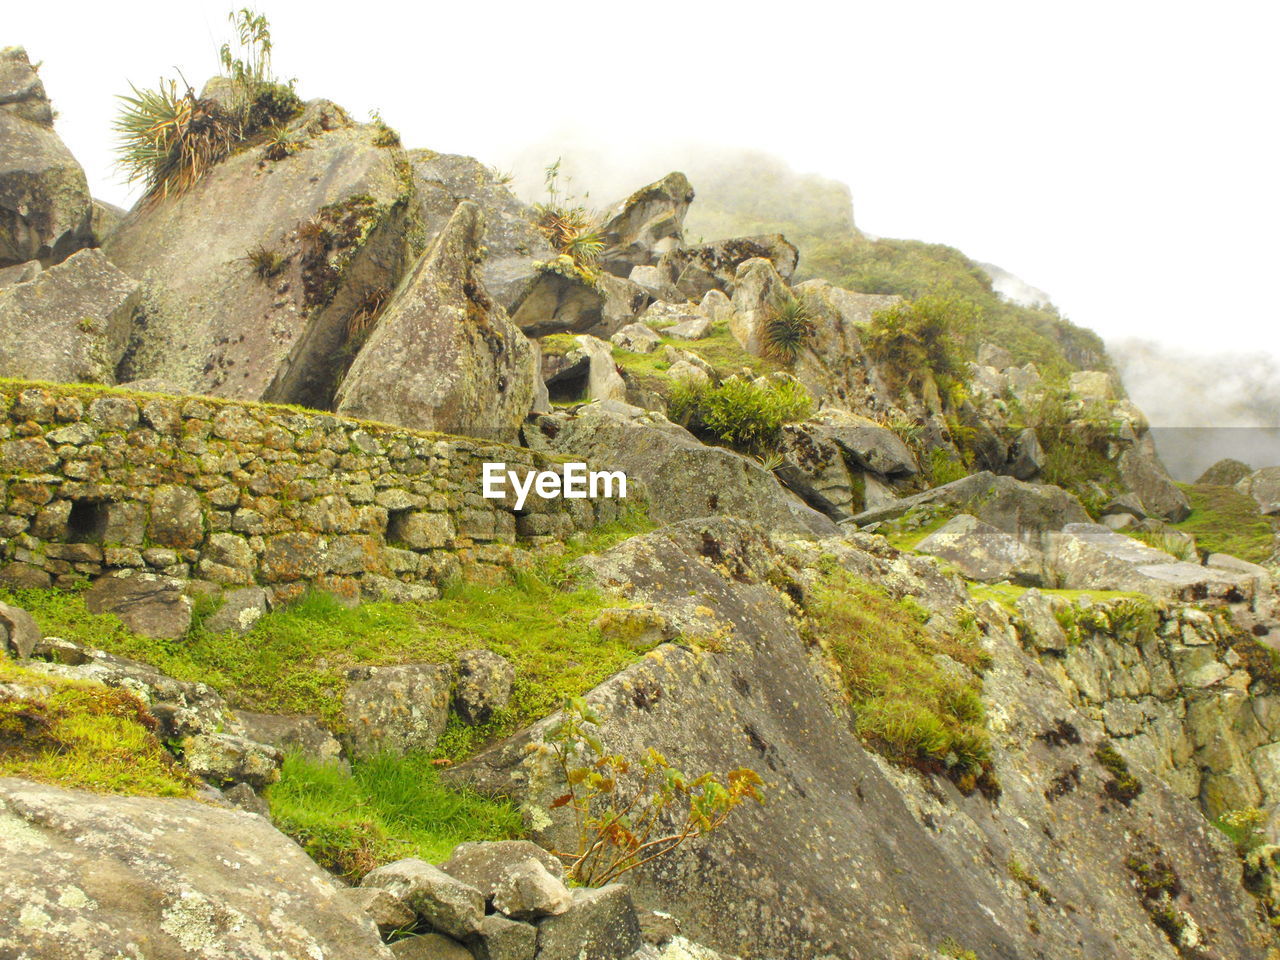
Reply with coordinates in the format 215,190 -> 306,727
0,383 -> 628,602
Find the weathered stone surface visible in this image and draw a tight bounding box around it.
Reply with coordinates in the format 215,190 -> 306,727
491,858 -> 573,920
611,322 -> 662,354
1014,588 -> 1070,652
106,99 -> 412,406
453,648 -> 515,725
727,257 -> 790,356
441,840 -> 566,898
0,49 -> 92,267
807,409 -> 918,477
575,334 -> 627,403
391,933 -> 474,959
598,173 -> 694,277
534,885 -> 642,960
1197,458 -> 1252,486
235,710 -> 345,767
916,514 -> 1045,584
511,271 -> 648,339
0,249 -> 139,384
1118,434 -> 1191,522
342,662 -> 452,758
664,316 -> 711,340
774,422 -> 857,518
658,234 -> 799,299
523,407 -> 836,536
361,858 -> 485,938
149,484 -> 205,549
467,914 -> 538,960
627,264 -> 681,303
0,600 -> 40,658
336,202 -> 536,441
204,586 -> 270,636
1006,426 -> 1044,480
221,781 -> 270,817
0,776 -> 393,960
789,279 -> 899,407
340,886 -> 417,937
1238,466 -> 1280,514
83,574 -> 192,639
181,731 -> 282,788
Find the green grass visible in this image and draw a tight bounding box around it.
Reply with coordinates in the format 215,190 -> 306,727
0,658 -> 194,796
1174,483 -> 1276,564
668,376 -> 813,454
966,583 -> 1145,611
808,565 -> 994,791
265,751 -> 522,882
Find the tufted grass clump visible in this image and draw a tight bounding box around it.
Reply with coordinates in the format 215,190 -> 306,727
0,658 -> 193,797
266,751 -> 521,881
762,297 -> 815,363
807,567 -> 996,793
669,376 -> 813,453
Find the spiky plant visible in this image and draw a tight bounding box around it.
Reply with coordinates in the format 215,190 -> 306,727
763,297 -> 816,363
114,80 -> 234,200
261,128 -> 304,162
346,286 -> 390,339
531,158 -> 605,283
241,243 -> 287,280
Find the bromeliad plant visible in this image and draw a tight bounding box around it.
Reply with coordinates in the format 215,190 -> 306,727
536,697 -> 763,886
763,297 -> 816,363
532,159 -> 605,284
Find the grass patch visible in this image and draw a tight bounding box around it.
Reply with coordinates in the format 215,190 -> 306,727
965,583 -> 1144,612
808,565 -> 995,793
668,376 -> 813,454
0,658 -> 193,796
1174,483 -> 1276,564
266,751 -> 521,882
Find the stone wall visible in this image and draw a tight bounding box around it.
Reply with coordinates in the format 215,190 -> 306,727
0,383 -> 629,602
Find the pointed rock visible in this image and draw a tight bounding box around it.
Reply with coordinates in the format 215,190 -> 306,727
598,172 -> 694,277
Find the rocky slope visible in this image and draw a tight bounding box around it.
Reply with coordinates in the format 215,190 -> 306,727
2,38 -> 1280,960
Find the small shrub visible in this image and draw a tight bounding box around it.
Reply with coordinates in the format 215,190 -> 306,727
114,80 -> 236,200
241,243 -> 287,280
369,110 -> 401,148
861,295 -> 977,396
669,377 -> 813,453
763,297 -> 815,363
532,698 -> 763,886
261,128 -> 305,162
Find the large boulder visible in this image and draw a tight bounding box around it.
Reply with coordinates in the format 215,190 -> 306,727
106,98 -> 414,408
656,234 -> 799,299
915,514 -> 1046,584
1197,458 -> 1253,487
598,172 -> 694,277
728,257 -> 790,357
0,48 -> 93,267
341,662 -> 452,759
510,270 -> 648,339
0,249 -> 140,384
522,407 -> 837,536
335,201 -> 537,441
790,280 -> 899,407
1118,434 -> 1191,522
361,858 -> 485,939
410,150 -> 552,312
0,600 -> 40,659
806,408 -> 918,477
1238,466 -> 1280,515
0,777 -> 393,960
83,574 -> 193,640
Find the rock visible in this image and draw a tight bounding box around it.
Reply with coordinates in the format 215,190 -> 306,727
0,259 -> 40,286
441,840 -> 567,897
491,859 -> 573,920
149,484 -> 205,549
1014,589 -> 1070,652
511,271 -> 648,339
221,781 -> 270,817
593,606 -> 676,651
106,99 -> 413,407
598,172 -> 694,277
453,649 -> 515,725
1068,370 -> 1117,403
628,264 -> 681,303
234,710 -> 345,767
664,316 -> 712,340
90,198 -> 127,246
335,202 -> 536,441
1006,427 -> 1044,481
611,322 -> 662,354
807,409 -> 918,477
534,884 -> 642,960
788,280 -> 899,407
1206,553 -> 1273,594
0,249 -> 139,384
83,574 -> 192,639
1102,492 -> 1148,520
1197,458 -> 1253,486
849,471 -> 1090,535
181,731 -> 283,788
391,934 -> 474,959
1118,434 -> 1191,522
410,150 -> 552,312
775,422 -> 858,519
915,514 -> 1046,584
342,662 -> 452,758
340,886 -> 417,938
977,342 -> 1014,368
204,586 -> 270,636
0,49 -> 92,266
467,914 -> 538,960
0,776 -> 393,960
575,334 -> 627,403
1238,467 -> 1280,514
699,289 -> 734,323
361,858 -> 485,939
522,408 -> 837,536
728,257 -> 790,356
658,235 -> 799,298
0,600 -> 40,658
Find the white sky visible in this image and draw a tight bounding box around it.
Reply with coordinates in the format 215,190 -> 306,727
8,0 -> 1279,360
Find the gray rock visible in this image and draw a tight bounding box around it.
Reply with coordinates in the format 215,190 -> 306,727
342,662 -> 452,758
149,484 -> 205,550
788,280 -> 899,407
775,423 -> 857,519
598,172 -> 694,277
1006,427 -> 1044,481
0,258 -> 40,286
234,710 -> 345,767
628,264 -> 681,303
1197,458 -> 1253,486
362,858 -> 485,939
728,257 -> 790,357
182,731 -> 283,788
335,202 -> 536,441
221,781 -> 270,817
83,574 -> 193,639
453,649 -> 515,725
441,840 -> 567,897
664,317 -> 712,340
658,235 -> 799,298
807,409 -> 918,477
575,334 -> 627,403
0,49 -> 92,266
1014,588 -> 1069,652
0,776 -> 393,960
0,249 -> 139,384
106,98 -> 413,407
511,271 -> 648,339
1238,466 -> 1280,514
0,600 -> 40,658
391,934 -> 474,959
915,514 -> 1045,584
1118,435 -> 1191,522
204,586 -> 270,636
491,859 -> 573,920
467,914 -> 538,960
611,322 -> 662,354
535,884 -> 642,960
340,886 -> 417,937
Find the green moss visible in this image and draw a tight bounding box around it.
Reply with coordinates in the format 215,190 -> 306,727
0,658 -> 193,796
808,567 -> 995,792
1008,857 -> 1055,905
266,751 -> 521,882
1174,483 -> 1276,564
1095,742 -> 1142,805
965,583 -> 1145,612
